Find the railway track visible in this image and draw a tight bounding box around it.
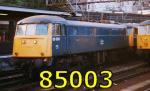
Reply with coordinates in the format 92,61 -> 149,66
0,68 -> 30,91
87,61 -> 150,91
112,62 -> 150,82
0,55 -> 26,90
51,61 -> 150,91
0,70 -> 25,87
0,58 -> 149,91
12,60 -> 148,91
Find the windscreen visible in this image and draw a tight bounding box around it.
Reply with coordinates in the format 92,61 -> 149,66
16,24 -> 48,35
138,25 -> 148,35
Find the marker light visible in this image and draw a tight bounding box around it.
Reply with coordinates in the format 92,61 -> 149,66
41,52 -> 44,56
15,52 -> 18,56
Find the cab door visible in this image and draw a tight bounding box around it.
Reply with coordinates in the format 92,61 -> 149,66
133,28 -> 138,49
52,24 -> 66,56
59,24 -> 67,55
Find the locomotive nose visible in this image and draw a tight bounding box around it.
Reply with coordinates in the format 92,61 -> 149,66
13,36 -> 52,58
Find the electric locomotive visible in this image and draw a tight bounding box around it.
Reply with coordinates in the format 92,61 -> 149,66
13,15 -> 128,69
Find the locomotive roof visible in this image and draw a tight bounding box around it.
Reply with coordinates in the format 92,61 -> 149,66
140,20 -> 150,26
66,20 -> 126,28
17,15 -> 126,28
17,15 -> 66,24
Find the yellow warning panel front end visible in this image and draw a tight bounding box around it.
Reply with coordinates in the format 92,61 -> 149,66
137,35 -> 150,49
13,36 -> 52,58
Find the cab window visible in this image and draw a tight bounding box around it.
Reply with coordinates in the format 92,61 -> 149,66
138,26 -> 147,35
52,24 -> 65,36
36,24 -> 48,35
26,24 -> 36,35
16,25 -> 26,35
134,28 -> 138,35
16,24 -> 48,35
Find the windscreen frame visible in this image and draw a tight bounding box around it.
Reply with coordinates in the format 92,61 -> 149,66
16,23 -> 49,36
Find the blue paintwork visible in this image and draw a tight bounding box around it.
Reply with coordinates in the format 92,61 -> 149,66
52,22 -> 128,56
52,36 -> 67,56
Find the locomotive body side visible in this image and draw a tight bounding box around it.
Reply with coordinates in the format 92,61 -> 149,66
64,21 -> 128,55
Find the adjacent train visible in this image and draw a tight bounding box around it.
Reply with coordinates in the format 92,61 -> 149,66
13,15 -> 129,69
137,20 -> 150,50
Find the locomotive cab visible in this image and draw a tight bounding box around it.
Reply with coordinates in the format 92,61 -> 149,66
13,23 -> 52,58
13,15 -> 66,58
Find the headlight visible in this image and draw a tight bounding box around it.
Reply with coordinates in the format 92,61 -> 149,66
33,40 -> 38,44
22,40 -> 26,44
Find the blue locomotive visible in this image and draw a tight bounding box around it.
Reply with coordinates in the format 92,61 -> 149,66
13,15 -> 128,68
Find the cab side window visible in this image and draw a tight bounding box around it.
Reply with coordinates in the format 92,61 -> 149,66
52,24 -> 61,35
134,28 -> 138,35
52,24 -> 65,36
147,26 -> 150,34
